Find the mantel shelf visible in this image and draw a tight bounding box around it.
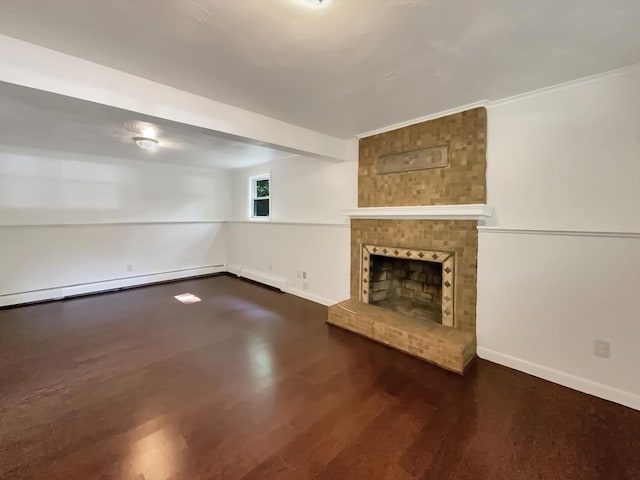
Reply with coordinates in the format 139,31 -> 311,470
342,204 -> 493,221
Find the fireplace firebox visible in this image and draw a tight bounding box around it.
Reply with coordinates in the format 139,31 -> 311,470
360,244 -> 455,327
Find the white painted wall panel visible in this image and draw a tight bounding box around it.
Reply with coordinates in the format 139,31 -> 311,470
477,231 -> 640,408
227,155 -> 357,304
226,222 -> 350,305
478,67 -> 640,409
1,222 -> 226,297
0,147 -> 231,225
0,148 -> 231,301
486,68 -> 640,230
230,155 -> 357,224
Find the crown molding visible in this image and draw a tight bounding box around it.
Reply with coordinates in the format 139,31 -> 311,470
487,63 -> 640,108
356,101 -> 488,139
356,63 -> 640,140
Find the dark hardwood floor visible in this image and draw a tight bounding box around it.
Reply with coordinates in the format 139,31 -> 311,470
1,275 -> 639,480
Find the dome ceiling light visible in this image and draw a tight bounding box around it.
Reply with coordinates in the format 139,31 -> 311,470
132,125 -> 159,151
133,136 -> 159,150
305,0 -> 332,7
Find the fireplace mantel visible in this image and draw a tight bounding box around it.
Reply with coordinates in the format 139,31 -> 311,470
342,204 -> 493,221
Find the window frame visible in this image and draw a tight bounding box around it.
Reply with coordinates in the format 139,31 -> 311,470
249,173 -> 271,221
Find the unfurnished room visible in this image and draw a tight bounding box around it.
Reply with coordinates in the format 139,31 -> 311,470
0,1 -> 639,479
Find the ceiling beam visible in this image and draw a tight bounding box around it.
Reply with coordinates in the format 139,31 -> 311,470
0,35 -> 350,162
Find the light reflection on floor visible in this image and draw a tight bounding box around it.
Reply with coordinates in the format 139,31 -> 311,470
245,337 -> 278,408
249,340 -> 274,381
174,293 -> 201,304
127,425 -> 187,480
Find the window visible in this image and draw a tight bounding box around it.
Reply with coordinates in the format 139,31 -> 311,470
250,174 -> 270,219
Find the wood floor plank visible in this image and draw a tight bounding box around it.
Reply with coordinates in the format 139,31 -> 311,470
1,275 -> 639,479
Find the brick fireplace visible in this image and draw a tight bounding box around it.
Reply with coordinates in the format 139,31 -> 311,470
327,107 -> 489,374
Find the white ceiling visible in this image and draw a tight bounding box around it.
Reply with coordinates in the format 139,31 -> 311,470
0,0 -> 640,138
0,0 -> 639,138
0,82 -> 296,169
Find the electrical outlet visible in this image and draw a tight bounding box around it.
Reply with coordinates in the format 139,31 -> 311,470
268,264 -> 273,271
126,264 -> 133,272
302,282 -> 309,290
302,271 -> 307,280
594,340 -> 610,359
297,270 -> 301,279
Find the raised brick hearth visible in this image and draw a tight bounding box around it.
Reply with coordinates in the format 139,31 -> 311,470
329,299 -> 475,373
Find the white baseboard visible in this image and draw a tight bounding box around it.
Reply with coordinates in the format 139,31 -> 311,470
477,346 -> 640,411
0,265 -> 226,307
286,287 -> 338,306
1,287 -> 65,306
227,265 -> 338,305
226,265 -> 287,291
0,264 -> 342,309
226,264 -> 242,276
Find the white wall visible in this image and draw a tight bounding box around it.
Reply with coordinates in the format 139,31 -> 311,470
0,147 -> 230,305
0,144 -> 356,307
484,67 -> 640,231
477,67 -> 640,410
230,154 -> 357,224
226,154 -> 357,305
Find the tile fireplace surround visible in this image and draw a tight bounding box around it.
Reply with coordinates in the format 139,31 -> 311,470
327,107 -> 488,374
362,244 -> 454,327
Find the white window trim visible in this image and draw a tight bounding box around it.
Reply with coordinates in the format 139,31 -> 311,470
249,173 -> 271,221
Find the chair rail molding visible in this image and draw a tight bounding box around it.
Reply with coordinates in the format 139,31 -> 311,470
477,226 -> 640,239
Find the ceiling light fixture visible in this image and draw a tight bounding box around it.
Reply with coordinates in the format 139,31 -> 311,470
142,126 -> 157,138
133,136 -> 159,150
132,123 -> 159,150
306,0 -> 332,7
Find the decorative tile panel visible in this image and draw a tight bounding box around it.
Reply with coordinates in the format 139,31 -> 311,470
359,107 -> 487,207
375,145 -> 449,174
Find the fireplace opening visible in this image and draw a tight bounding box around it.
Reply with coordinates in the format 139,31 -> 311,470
368,255 -> 443,324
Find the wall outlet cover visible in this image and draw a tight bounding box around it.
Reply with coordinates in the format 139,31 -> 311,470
594,340 -> 611,359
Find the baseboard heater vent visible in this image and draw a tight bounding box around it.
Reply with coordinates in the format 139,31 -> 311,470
0,265 -> 226,308
226,265 -> 287,292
